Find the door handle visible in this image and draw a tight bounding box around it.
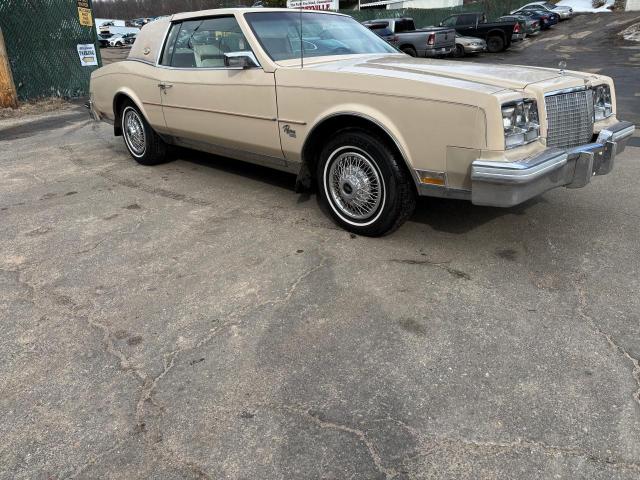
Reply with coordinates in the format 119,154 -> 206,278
158,83 -> 173,92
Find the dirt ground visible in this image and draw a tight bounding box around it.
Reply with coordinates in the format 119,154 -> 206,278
1,12 -> 640,480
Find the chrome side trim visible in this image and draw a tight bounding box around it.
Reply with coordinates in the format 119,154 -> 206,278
278,118 -> 307,126
126,58 -> 156,67
170,136 -> 297,174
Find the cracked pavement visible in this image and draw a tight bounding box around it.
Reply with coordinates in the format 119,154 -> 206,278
2,19 -> 640,478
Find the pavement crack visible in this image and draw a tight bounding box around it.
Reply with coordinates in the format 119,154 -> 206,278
284,406 -> 397,479
573,273 -> 640,412
134,246 -> 330,437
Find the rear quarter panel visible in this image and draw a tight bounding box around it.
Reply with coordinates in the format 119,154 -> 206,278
91,61 -> 165,132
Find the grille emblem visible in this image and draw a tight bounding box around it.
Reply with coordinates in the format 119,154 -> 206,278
558,60 -> 567,75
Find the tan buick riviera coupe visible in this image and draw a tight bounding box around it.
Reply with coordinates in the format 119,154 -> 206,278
89,8 -> 635,236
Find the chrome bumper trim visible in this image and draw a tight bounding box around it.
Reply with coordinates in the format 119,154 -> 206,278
470,120 -> 635,207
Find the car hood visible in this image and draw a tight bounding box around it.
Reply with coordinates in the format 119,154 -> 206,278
304,55 -> 587,92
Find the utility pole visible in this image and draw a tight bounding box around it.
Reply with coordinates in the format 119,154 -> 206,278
0,26 -> 18,109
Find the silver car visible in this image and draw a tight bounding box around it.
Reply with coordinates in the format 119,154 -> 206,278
513,2 -> 574,20
454,35 -> 487,57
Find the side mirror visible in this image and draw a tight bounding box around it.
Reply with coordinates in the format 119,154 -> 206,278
224,52 -> 259,69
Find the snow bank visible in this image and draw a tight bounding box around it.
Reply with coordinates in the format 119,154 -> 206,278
556,0 -> 613,12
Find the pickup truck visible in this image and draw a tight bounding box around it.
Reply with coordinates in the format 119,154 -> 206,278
362,18 -> 455,58
439,12 -> 518,53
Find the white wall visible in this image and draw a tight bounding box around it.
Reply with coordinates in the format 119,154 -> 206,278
626,0 -> 640,10
387,0 -> 462,9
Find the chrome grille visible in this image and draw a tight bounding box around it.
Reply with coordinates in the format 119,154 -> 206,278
545,89 -> 594,149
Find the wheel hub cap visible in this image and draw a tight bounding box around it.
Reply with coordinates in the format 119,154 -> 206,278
124,110 -> 145,155
328,151 -> 382,220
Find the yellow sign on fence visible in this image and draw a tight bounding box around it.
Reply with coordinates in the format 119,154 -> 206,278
77,7 -> 93,27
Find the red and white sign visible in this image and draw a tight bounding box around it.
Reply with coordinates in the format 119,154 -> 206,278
287,0 -> 339,10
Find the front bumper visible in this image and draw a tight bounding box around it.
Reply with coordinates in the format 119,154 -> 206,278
461,43 -> 486,53
470,121 -> 635,207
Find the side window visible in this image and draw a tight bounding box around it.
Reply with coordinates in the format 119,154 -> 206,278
160,23 -> 180,66
441,16 -> 456,27
456,14 -> 472,26
167,16 -> 253,69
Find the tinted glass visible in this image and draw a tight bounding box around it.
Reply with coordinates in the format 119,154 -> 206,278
245,12 -> 397,61
441,16 -> 456,27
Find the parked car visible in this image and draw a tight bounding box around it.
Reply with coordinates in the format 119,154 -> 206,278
454,35 -> 486,57
362,21 -> 399,47
97,34 -> 112,48
511,9 -> 559,29
362,18 -> 455,57
497,14 -> 541,39
89,9 -> 634,236
439,12 -> 519,53
109,33 -> 137,47
514,2 -> 574,20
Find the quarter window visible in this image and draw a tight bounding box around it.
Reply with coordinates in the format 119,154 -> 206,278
161,16 -> 253,68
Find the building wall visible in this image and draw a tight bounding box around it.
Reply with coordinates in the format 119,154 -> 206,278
626,0 -> 640,10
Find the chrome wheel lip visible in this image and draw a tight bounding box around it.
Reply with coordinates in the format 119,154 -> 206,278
122,106 -> 146,158
323,146 -> 386,227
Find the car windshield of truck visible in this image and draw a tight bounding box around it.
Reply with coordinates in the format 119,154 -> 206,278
245,11 -> 397,61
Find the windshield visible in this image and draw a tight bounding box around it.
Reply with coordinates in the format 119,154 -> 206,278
244,11 -> 397,61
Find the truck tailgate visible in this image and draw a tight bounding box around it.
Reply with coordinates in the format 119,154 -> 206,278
435,29 -> 456,48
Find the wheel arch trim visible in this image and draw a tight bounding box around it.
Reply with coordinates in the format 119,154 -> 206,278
112,88 -> 150,136
300,110 -> 421,191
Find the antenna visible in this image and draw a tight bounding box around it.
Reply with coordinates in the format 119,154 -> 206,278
299,3 -> 304,69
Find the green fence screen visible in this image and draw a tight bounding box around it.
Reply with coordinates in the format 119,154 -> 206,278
0,0 -> 101,101
340,0 -> 533,27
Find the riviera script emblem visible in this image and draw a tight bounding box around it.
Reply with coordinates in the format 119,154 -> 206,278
283,125 -> 296,138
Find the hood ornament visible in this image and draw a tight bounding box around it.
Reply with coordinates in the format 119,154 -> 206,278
558,60 -> 567,75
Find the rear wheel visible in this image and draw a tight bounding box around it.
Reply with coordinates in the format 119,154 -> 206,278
120,101 -> 168,166
401,46 -> 417,57
316,129 -> 416,236
486,35 -> 504,53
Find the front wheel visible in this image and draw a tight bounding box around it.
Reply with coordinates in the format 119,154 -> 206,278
316,130 -> 416,236
454,44 -> 465,58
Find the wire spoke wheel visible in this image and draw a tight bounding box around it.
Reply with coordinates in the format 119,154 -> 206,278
326,149 -> 383,222
123,107 -> 146,157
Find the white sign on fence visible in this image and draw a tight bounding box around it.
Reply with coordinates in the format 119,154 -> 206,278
286,0 -> 339,10
77,43 -> 98,66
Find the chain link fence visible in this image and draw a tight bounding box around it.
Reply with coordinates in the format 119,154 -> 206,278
340,0 -> 532,27
0,0 -> 101,101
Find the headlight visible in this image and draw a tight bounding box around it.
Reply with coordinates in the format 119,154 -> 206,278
593,84 -> 612,121
502,100 -> 540,149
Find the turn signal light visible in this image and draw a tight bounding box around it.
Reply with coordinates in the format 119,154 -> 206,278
427,33 -> 435,46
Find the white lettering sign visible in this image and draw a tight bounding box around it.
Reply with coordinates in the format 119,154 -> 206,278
77,43 -> 98,66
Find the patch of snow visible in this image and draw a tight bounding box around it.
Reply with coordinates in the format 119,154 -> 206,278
556,0 -> 613,12
620,22 -> 640,42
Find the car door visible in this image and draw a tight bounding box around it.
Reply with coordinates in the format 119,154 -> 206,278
157,15 -> 283,162
455,14 -> 477,35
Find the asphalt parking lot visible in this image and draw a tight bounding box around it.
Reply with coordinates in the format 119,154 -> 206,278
2,13 -> 640,480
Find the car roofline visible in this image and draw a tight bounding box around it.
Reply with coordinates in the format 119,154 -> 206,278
170,7 -> 350,22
